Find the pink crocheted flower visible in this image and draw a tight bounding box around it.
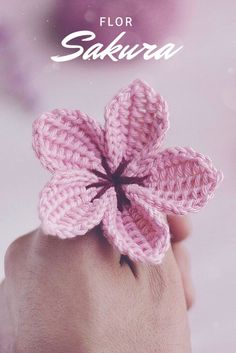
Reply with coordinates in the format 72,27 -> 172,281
33,80 -> 222,264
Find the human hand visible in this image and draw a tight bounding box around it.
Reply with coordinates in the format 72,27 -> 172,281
0,215 -> 193,353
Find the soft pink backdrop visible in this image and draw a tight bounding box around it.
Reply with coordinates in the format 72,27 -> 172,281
0,1 -> 235,352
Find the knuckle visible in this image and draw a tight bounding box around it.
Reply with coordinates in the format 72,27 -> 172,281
4,232 -> 32,278
145,248 -> 183,302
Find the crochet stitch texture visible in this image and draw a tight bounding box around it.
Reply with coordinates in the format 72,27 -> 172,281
33,79 -> 222,264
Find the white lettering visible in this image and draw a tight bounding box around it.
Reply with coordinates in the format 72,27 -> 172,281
51,30 -> 95,62
99,17 -> 106,27
119,44 -> 146,60
126,17 -> 132,27
82,43 -> 103,60
116,17 -> 123,27
51,31 -> 184,63
99,17 -> 133,27
99,32 -> 125,61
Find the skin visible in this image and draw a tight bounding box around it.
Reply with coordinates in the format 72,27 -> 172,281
0,215 -> 194,353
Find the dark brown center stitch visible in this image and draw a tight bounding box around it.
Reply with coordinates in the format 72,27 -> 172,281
86,156 -> 149,212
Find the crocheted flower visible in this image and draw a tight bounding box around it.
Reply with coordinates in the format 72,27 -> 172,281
33,80 -> 222,264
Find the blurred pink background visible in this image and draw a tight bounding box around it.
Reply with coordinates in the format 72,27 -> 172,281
0,1 -> 236,352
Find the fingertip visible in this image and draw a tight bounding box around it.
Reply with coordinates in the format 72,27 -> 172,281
167,215 -> 192,242
185,285 -> 195,310
172,242 -> 195,310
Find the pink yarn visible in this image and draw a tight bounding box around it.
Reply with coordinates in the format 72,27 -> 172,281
32,80 -> 222,264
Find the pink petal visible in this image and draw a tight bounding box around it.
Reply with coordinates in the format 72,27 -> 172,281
104,79 -> 169,171
39,169 -> 115,238
102,195 -> 170,264
125,147 -> 223,215
33,109 -> 104,173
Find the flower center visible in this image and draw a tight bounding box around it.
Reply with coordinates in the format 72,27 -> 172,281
86,156 -> 148,212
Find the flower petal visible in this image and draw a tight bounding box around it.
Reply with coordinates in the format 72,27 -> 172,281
125,147 -> 223,215
33,109 -> 104,172
39,169 -> 115,238
102,195 -> 170,264
104,79 -> 169,170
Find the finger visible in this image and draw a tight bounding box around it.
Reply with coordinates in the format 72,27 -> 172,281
172,242 -> 195,310
167,215 -> 192,242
